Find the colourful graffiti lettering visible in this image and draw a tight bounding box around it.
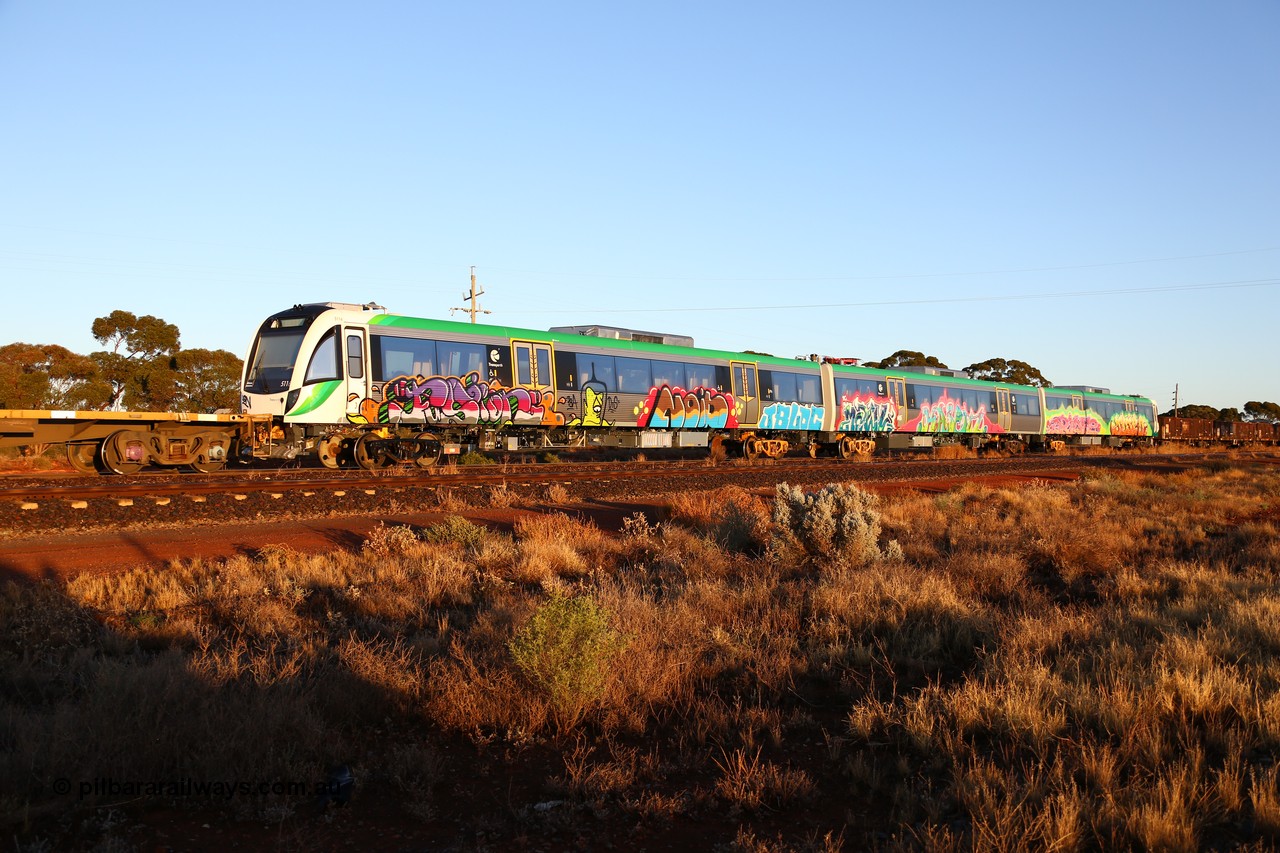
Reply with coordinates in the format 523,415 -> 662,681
758,402 -> 824,431
347,371 -> 547,427
1107,411 -> 1153,437
635,385 -> 739,429
904,390 -> 1003,434
1044,406 -> 1104,435
837,393 -> 897,433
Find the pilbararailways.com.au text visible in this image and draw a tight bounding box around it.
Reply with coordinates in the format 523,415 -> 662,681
53,777 -> 344,801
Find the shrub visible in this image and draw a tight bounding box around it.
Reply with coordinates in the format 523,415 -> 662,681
362,522 -> 419,557
508,592 -> 628,730
713,495 -> 771,553
772,482 -> 901,564
457,451 -> 495,466
419,515 -> 489,549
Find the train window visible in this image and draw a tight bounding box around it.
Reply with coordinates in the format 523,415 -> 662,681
770,371 -> 797,401
439,342 -> 485,377
577,354 -> 616,390
304,327 -> 341,384
515,348 -> 532,385
536,348 -> 552,387
914,384 -> 934,407
906,384 -> 918,408
686,362 -> 716,390
346,334 -> 363,380
651,360 -> 686,389
1025,396 -> 1041,416
990,392 -> 999,412
377,336 -> 436,380
1010,395 -> 1019,414
615,357 -> 653,392
796,373 -> 820,403
555,350 -> 579,389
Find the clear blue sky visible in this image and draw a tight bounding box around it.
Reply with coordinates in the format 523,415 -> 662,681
2,2 -> 1276,411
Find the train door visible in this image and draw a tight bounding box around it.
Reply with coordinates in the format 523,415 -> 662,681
995,388 -> 1011,431
512,340 -> 556,421
886,377 -> 907,428
730,360 -> 760,426
344,327 -> 369,422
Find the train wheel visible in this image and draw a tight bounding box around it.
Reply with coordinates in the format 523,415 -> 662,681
353,433 -> 387,470
190,456 -> 226,473
66,443 -> 100,474
743,437 -> 761,461
838,436 -> 857,459
316,435 -> 344,469
808,440 -> 820,458
413,432 -> 442,468
101,432 -> 145,475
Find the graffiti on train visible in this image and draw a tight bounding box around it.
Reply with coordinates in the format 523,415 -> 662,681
837,393 -> 898,433
635,385 -> 739,429
757,402 -> 824,431
904,390 -> 1003,434
564,380 -> 615,427
348,372 -> 547,426
1107,411 -> 1153,437
1044,406 -> 1105,435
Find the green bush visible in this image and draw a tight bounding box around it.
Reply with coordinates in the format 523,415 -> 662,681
508,592 -> 627,729
419,515 -> 489,549
457,451 -> 495,466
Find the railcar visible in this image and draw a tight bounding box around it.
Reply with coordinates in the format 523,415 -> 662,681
1158,417 -> 1278,446
0,408 -> 248,474
237,302 -> 1160,469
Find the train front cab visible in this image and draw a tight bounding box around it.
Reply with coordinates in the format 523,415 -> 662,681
240,303 -> 380,460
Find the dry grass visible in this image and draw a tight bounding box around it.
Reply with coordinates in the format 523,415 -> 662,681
5,458 -> 1280,850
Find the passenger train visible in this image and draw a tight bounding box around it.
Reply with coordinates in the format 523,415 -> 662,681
1,301 -> 1171,473
236,301 -> 1161,470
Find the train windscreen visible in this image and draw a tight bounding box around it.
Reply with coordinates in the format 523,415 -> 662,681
244,327 -> 308,393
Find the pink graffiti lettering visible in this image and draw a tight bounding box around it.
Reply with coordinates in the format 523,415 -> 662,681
904,390 -> 1002,434
379,371 -> 546,426
1045,406 -> 1103,435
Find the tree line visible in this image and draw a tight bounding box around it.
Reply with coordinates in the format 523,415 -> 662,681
861,349 -> 1052,387
0,311 -> 242,413
1160,401 -> 1280,423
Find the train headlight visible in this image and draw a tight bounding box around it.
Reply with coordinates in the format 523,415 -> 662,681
285,390 -> 300,412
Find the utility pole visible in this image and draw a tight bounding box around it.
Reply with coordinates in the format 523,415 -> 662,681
1172,383 -> 1179,417
451,266 -> 492,323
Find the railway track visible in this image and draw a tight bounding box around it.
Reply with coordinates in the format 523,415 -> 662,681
3,449 -> 1271,518
2,450 -> 1276,582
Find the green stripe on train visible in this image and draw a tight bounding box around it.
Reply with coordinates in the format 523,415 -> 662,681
287,380 -> 342,416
